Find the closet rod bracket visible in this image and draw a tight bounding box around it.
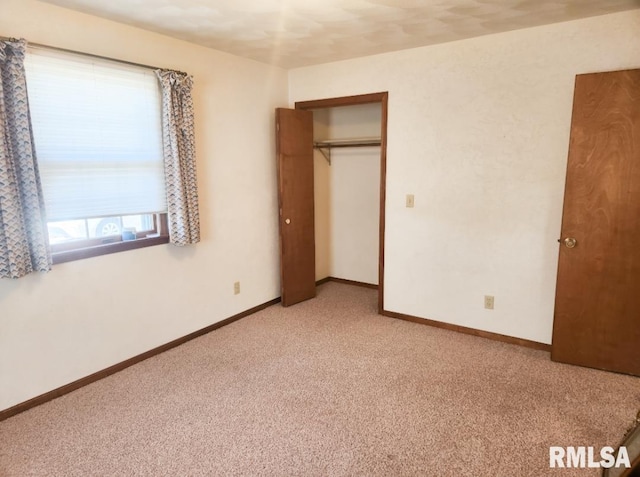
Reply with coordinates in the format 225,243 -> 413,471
316,145 -> 332,164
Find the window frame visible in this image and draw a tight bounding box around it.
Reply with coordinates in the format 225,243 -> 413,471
23,47 -> 171,264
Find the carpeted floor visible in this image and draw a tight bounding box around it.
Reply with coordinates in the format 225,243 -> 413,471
1,282 -> 639,476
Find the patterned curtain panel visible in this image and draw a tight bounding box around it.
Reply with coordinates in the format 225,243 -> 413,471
0,39 -> 51,279
155,70 -> 200,246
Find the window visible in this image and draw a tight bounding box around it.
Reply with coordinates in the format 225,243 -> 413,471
24,48 -> 169,263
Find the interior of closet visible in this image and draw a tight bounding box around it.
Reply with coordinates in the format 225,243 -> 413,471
312,103 -> 382,286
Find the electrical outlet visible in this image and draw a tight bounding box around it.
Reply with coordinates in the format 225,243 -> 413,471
234,281 -> 240,295
406,194 -> 415,208
484,295 -> 494,310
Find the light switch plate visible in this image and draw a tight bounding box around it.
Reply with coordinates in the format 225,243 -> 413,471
484,295 -> 494,310
406,194 -> 415,208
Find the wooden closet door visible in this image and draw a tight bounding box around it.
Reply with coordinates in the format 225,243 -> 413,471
552,69 -> 640,375
275,108 -> 316,306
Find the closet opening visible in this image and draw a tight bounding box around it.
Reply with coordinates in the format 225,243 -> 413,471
296,92 -> 388,313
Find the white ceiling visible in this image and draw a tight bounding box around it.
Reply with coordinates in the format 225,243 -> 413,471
40,0 -> 640,69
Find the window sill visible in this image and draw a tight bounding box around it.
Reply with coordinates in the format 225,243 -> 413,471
51,235 -> 170,265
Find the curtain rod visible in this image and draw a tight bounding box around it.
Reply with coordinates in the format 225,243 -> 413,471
1,36 -> 187,75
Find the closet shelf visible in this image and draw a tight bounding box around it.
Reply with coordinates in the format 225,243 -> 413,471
313,137 -> 381,164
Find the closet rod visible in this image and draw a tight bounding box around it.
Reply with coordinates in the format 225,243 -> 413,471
314,142 -> 381,149
313,137 -> 381,148
313,138 -> 381,164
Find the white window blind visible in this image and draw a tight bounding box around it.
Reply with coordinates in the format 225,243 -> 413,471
24,48 -> 167,222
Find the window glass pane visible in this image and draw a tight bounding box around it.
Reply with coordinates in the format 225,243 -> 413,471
47,220 -> 89,244
86,214 -> 155,238
87,217 -> 123,238
47,214 -> 156,244
122,214 -> 155,232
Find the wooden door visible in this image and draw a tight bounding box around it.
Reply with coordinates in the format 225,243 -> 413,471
552,69 -> 640,376
275,108 -> 316,306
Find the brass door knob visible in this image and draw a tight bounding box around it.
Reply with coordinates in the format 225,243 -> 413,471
564,237 -> 577,248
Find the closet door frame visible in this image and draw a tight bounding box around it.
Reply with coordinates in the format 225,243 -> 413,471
295,92 -> 388,313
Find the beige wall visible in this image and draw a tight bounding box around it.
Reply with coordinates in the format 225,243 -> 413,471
329,148 -> 380,285
0,0 -> 288,411
289,10 -> 640,344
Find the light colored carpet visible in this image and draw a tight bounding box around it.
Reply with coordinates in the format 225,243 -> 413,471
1,282 -> 638,476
